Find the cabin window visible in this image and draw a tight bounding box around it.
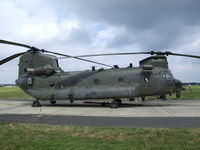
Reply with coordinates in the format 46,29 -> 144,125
27,78 -> 33,85
163,72 -> 170,79
49,82 -> 54,87
144,77 -> 149,82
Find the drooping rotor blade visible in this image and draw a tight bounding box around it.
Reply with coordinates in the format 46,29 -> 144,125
58,51 -> 200,59
58,52 -> 152,59
0,52 -> 27,65
42,50 -> 113,67
0,39 -> 112,67
0,39 -> 31,49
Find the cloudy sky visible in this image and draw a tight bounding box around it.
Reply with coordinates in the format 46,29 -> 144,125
0,0 -> 200,84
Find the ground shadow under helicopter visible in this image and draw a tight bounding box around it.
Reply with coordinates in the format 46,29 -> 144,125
40,101 -> 176,108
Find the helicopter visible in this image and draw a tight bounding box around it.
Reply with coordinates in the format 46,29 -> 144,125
0,39 -> 199,108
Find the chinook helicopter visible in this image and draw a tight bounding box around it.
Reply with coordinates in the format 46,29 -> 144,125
0,39 -> 200,108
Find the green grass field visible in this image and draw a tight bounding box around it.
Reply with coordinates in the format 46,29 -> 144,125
168,86 -> 200,100
0,122 -> 200,150
0,86 -> 199,99
0,86 -> 31,98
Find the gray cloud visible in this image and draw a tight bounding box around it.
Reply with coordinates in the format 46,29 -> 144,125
0,0 -> 200,83
48,0 -> 200,50
66,28 -> 92,45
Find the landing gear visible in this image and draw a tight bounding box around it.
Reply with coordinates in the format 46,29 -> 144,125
142,97 -> 145,101
110,101 -> 119,109
129,97 -> 135,101
176,92 -> 181,99
115,99 -> 122,104
50,100 -> 56,105
32,99 -> 41,107
110,99 -> 121,109
160,95 -> 166,100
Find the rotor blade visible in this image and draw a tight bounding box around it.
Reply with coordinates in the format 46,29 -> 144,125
58,51 -> 200,59
166,52 -> 200,59
58,52 -> 152,59
42,50 -> 113,67
0,52 -> 27,65
0,39 -> 31,49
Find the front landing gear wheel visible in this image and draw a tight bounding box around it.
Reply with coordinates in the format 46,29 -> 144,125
50,100 -> 56,105
176,92 -> 181,99
32,100 -> 41,107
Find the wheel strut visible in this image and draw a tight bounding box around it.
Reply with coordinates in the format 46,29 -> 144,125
50,100 -> 56,105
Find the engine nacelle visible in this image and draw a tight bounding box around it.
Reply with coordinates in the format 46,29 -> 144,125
140,56 -> 168,69
26,65 -> 55,76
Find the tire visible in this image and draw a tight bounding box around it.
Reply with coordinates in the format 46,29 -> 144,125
129,98 -> 135,101
50,100 -> 56,105
142,97 -> 145,101
32,100 -> 41,107
176,92 -> 181,99
110,101 -> 119,109
160,95 -> 166,100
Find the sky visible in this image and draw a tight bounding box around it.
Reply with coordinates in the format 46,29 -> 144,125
0,0 -> 200,84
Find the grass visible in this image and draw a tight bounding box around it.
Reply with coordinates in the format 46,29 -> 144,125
170,85 -> 200,100
0,86 -> 31,98
1,86 -> 200,99
0,122 -> 200,150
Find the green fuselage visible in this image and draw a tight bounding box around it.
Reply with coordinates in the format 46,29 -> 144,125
16,67 -> 176,101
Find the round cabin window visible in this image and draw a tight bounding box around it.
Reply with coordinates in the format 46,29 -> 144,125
144,77 -> 149,82
163,72 -> 170,79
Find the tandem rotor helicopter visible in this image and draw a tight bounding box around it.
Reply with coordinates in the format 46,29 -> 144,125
0,39 -> 200,108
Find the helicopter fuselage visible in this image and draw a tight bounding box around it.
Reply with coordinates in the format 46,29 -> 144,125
16,66 -> 176,101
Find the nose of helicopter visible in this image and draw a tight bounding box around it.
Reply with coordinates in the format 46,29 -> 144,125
173,79 -> 182,89
172,79 -> 182,98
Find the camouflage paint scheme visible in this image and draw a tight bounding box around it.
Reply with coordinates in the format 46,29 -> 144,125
16,52 -> 177,101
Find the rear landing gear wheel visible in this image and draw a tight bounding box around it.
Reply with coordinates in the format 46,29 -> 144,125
110,101 -> 119,109
50,100 -> 56,105
32,100 -> 41,107
110,99 -> 121,109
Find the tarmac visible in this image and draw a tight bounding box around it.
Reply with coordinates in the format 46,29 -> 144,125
0,98 -> 200,127
0,98 -> 200,117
